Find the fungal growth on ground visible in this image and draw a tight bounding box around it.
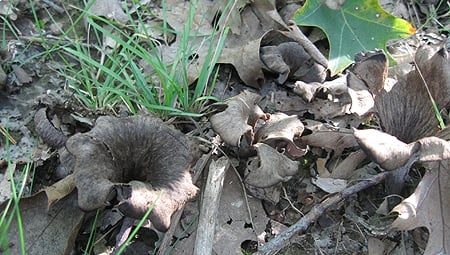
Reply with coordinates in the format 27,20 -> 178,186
35,111 -> 200,232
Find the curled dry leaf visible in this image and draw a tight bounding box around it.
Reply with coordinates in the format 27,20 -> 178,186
11,65 -> 32,85
65,115 -> 199,232
311,177 -> 348,193
264,90 -> 310,113
291,81 -> 322,102
213,168 -> 270,254
210,90 -> 268,147
346,82 -> 375,117
354,97 -> 450,255
301,120 -> 358,158
218,37 -> 265,87
215,1 -> 292,88
292,75 -> 352,119
356,128 -> 450,254
330,149 -> 367,179
349,50 -> 388,94
255,112 -> 306,158
245,183 -> 282,204
298,120 -> 360,177
161,0 -> 219,84
43,174 -> 76,207
351,46 -> 450,195
161,0 -> 288,88
390,160 -> 450,255
244,143 -> 299,188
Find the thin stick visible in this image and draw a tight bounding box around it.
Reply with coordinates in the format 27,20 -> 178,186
42,0 -> 65,14
193,157 -> 229,255
230,163 -> 256,235
255,171 -> 389,255
281,186 -> 303,216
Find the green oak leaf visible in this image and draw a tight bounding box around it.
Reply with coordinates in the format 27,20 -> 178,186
293,0 -> 416,76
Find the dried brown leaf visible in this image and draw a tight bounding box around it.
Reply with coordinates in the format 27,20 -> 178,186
264,90 -> 310,113
292,76 -> 352,119
346,86 -> 374,117
11,65 -> 32,85
311,177 -> 348,193
356,128 -> 450,254
213,169 -> 269,254
210,90 -> 267,147
87,0 -> 128,23
211,0 -> 250,35
330,149 -> 367,179
162,0 -> 286,88
349,50 -> 388,95
390,160 -> 450,255
165,0 -> 214,33
301,120 -> 358,158
216,0 -> 289,87
0,163 -> 14,204
1,192 -> 84,255
245,183 -> 282,204
44,174 -> 76,207
244,143 -> 299,188
218,38 -> 265,88
161,0 -> 217,84
255,112 -> 304,154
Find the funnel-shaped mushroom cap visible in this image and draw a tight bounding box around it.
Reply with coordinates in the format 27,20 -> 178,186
66,115 -> 199,232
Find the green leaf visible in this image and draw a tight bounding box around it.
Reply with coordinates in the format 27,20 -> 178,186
293,0 -> 416,75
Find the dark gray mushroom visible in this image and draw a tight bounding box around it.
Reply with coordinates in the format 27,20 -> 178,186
35,111 -> 199,232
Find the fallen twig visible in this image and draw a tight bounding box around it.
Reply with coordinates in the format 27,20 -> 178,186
255,171 -> 390,255
230,161 -> 256,235
194,157 -> 230,255
42,0 -> 65,14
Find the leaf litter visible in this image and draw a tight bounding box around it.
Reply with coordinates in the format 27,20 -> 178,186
0,0 -> 449,254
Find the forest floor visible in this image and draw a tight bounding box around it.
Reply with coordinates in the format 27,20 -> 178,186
1,0 -> 449,254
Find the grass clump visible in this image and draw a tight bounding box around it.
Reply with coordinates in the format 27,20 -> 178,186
50,0 -> 232,117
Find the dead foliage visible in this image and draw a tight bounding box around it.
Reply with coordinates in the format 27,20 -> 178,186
1,0 -> 449,255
